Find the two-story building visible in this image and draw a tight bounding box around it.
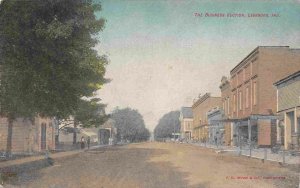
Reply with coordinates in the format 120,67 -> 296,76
192,93 -> 221,142
230,46 -> 300,147
179,107 -> 193,140
274,70 -> 300,150
219,76 -> 232,146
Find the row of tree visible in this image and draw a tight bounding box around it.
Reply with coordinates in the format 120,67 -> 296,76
0,0 -> 108,156
111,108 -> 150,143
154,111 -> 180,140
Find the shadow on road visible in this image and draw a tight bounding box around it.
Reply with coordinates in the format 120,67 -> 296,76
4,145 -> 209,188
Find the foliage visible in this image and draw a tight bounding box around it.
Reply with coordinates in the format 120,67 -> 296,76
59,98 -> 109,128
0,0 -> 108,119
111,108 -> 150,142
154,111 -> 180,140
74,98 -> 109,128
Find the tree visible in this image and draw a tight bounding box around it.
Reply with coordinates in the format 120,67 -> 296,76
154,111 -> 180,140
111,108 -> 150,142
0,0 -> 107,156
58,98 -> 109,145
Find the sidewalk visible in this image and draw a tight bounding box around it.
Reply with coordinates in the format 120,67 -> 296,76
0,144 -> 110,172
190,142 -> 300,165
0,150 -> 81,170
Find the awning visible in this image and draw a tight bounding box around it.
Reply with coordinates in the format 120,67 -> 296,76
210,114 -> 282,124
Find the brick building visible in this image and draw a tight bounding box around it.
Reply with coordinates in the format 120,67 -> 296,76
219,76 -> 232,146
179,107 -> 193,140
230,46 -> 300,147
0,116 -> 56,154
192,93 -> 221,141
274,70 -> 300,150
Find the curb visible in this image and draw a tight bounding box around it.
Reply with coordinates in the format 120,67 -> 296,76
0,148 -> 96,183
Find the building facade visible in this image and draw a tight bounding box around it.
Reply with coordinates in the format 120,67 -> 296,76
179,107 -> 193,140
220,76 -> 232,146
0,116 -> 55,154
230,46 -> 300,147
192,93 -> 221,141
98,119 -> 117,145
274,71 -> 300,150
207,107 -> 224,146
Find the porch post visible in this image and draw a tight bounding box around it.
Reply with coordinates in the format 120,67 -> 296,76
248,118 -> 251,145
276,119 -> 281,144
248,118 -> 252,157
295,107 -> 298,133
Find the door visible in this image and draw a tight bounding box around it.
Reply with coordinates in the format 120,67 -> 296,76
99,129 -> 110,145
41,123 -> 47,150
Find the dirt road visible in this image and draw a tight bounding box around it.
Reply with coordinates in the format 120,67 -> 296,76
4,142 -> 299,188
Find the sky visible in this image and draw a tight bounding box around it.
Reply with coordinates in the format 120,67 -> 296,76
94,0 -> 300,131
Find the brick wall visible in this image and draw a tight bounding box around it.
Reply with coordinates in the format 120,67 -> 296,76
258,48 -> 300,115
229,47 -> 300,146
220,77 -> 232,145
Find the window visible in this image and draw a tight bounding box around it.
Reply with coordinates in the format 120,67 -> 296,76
227,97 -> 230,114
239,91 -> 242,110
246,87 -> 249,108
233,94 -> 236,112
253,82 -> 257,105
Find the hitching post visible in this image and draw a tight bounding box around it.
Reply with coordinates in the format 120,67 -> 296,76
264,148 -> 267,162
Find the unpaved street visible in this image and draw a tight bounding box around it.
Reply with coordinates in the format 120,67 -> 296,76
5,142 -> 299,188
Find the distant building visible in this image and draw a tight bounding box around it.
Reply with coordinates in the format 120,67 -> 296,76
274,70 -> 300,150
207,107 -> 224,146
98,119 -> 117,145
0,116 -> 55,154
58,118 -> 117,147
59,126 -> 98,145
192,93 -> 221,141
229,46 -> 300,147
179,107 -> 193,140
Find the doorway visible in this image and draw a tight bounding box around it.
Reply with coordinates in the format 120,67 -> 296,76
99,129 -> 110,145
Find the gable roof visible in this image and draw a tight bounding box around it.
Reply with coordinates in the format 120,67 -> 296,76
181,107 -> 193,118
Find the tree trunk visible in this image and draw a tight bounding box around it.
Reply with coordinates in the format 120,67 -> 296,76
55,120 -> 59,147
55,134 -> 59,148
73,121 -> 77,145
6,117 -> 13,158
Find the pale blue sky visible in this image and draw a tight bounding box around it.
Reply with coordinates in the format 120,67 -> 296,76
95,0 -> 300,130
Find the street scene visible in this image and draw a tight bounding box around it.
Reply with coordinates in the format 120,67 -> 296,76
1,142 -> 299,188
0,0 -> 300,188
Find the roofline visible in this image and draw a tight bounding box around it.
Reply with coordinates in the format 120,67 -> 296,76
230,46 -> 290,74
277,105 -> 300,113
230,47 -> 259,74
274,70 -> 300,86
192,93 -> 221,108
